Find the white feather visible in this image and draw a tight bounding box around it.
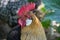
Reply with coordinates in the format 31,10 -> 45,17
26,19 -> 32,26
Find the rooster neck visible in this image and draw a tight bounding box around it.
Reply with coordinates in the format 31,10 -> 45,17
21,13 -> 42,32
31,13 -> 41,26
26,13 -> 42,28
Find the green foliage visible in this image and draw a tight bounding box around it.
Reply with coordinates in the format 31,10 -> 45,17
41,19 -> 51,29
57,26 -> 60,33
56,37 -> 60,40
40,7 -> 54,16
28,0 -> 35,2
40,7 -> 47,13
40,7 -> 51,28
45,11 -> 55,16
41,8 -> 52,29
39,4 -> 53,26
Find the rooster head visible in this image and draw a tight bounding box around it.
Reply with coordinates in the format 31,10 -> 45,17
17,2 -> 36,28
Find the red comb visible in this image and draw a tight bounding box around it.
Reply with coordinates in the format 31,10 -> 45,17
17,2 -> 36,16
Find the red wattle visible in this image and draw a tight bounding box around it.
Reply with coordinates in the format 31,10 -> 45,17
18,19 -> 26,28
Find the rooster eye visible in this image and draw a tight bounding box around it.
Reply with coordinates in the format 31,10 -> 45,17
24,15 -> 27,17
25,15 -> 27,17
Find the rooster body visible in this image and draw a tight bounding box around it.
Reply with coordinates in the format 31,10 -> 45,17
21,12 -> 47,40
7,25 -> 21,40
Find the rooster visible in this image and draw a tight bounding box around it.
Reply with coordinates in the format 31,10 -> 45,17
18,2 -> 47,40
